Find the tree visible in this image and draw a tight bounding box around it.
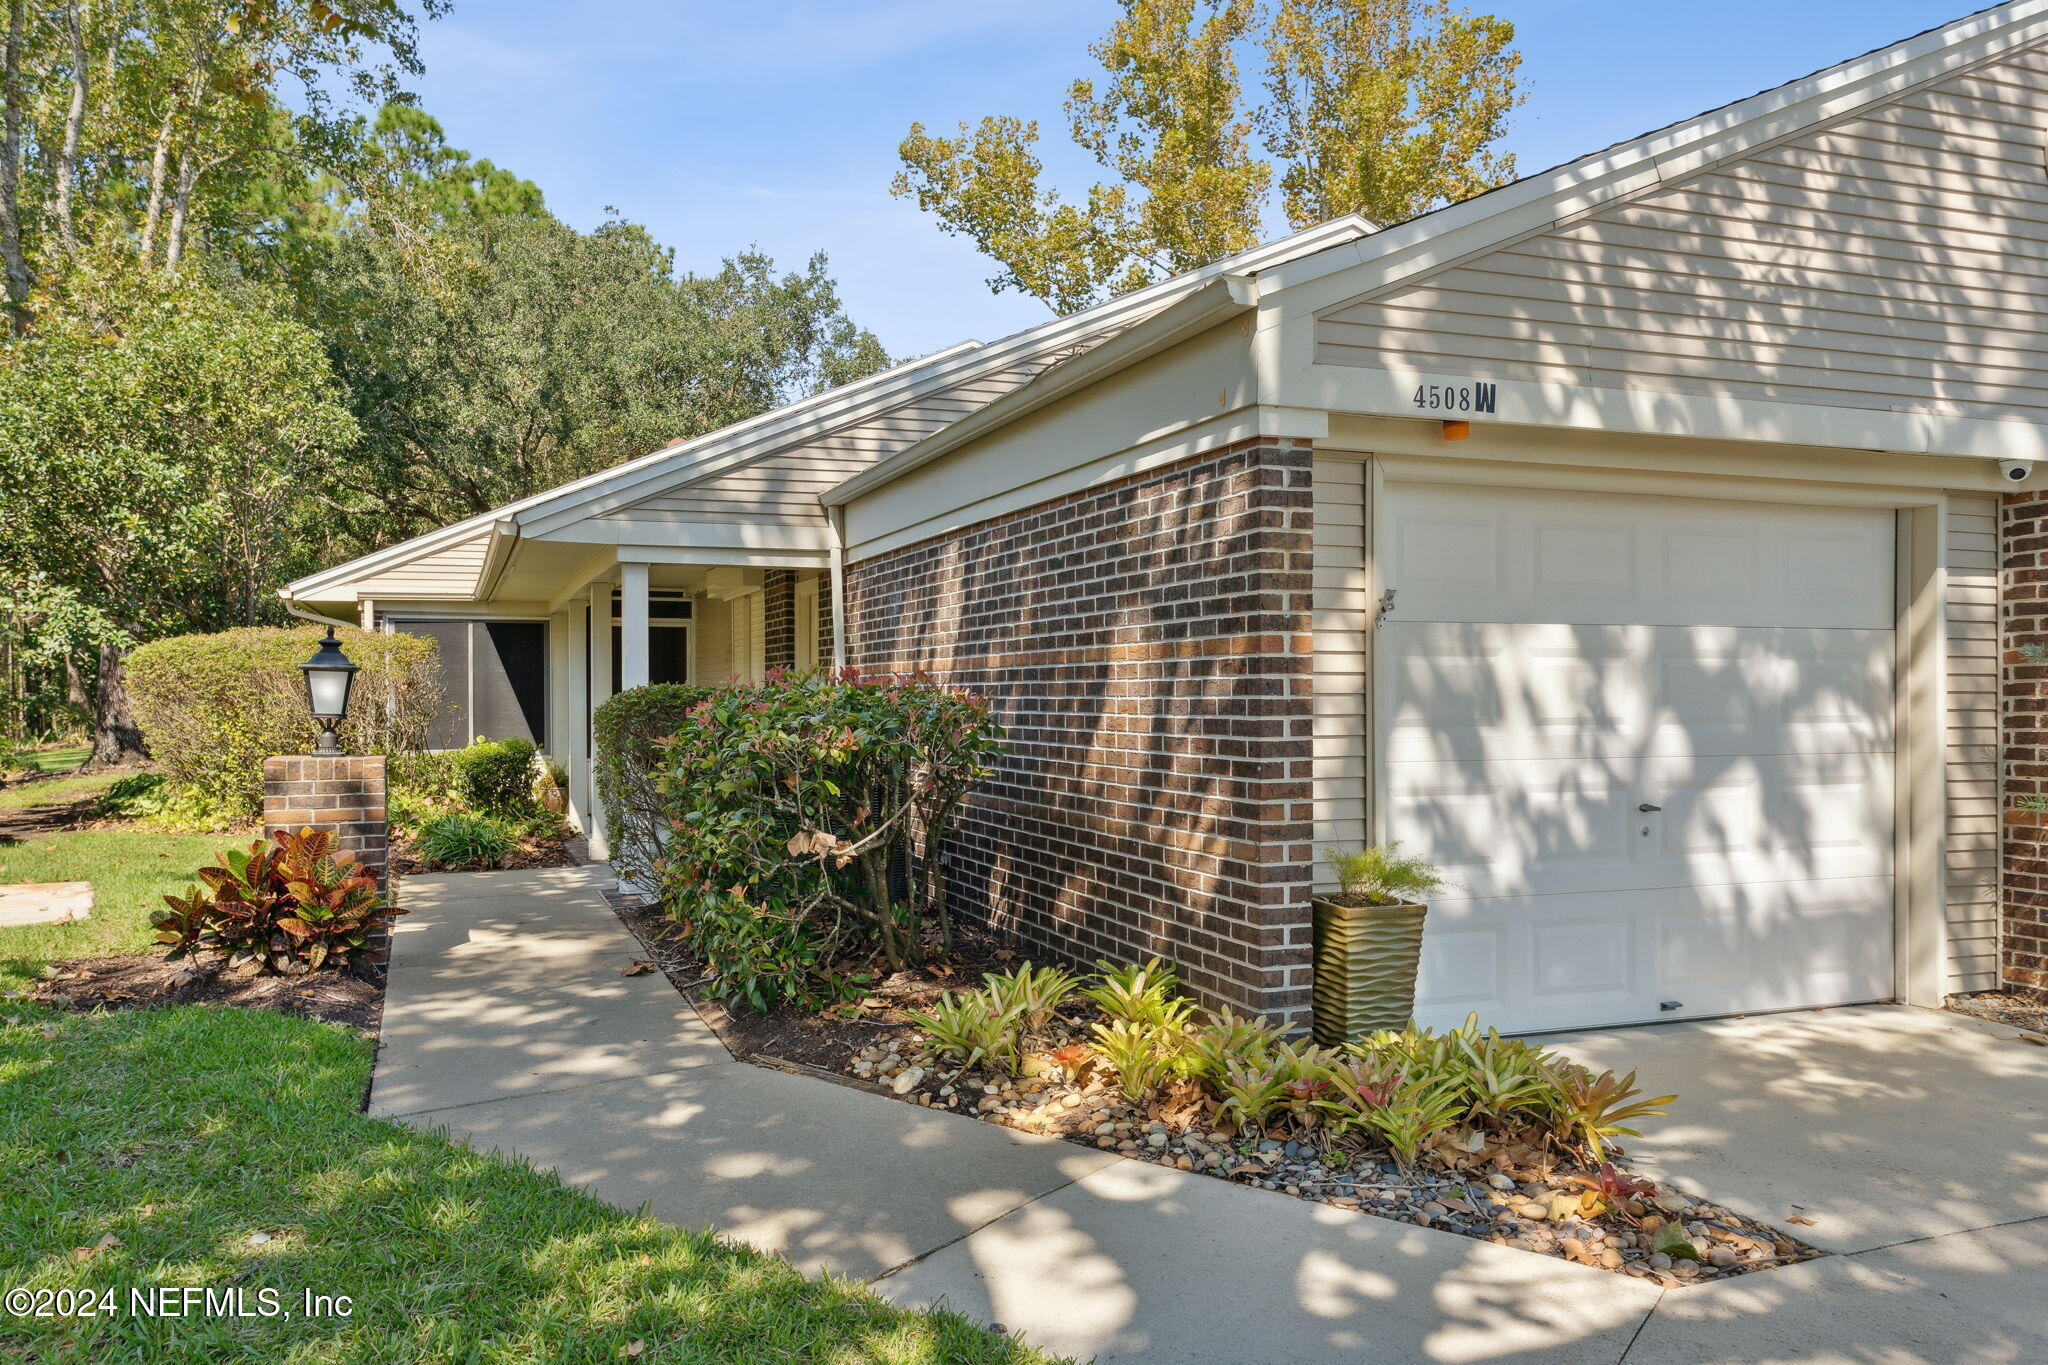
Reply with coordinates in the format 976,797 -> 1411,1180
893,0 -> 1524,313
0,254 -> 357,763
0,0 -> 447,318
295,212 -> 890,547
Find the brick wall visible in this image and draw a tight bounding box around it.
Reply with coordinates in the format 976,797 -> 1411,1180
2004,491 -> 2048,990
764,569 -> 797,672
262,755 -> 390,895
846,438 -> 1317,1026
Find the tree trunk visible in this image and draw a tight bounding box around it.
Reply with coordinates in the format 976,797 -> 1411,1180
53,0 -> 87,254
164,152 -> 198,270
139,115 -> 174,263
87,641 -> 148,768
0,0 -> 30,323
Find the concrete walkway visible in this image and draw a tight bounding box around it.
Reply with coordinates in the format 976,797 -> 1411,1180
375,867 -> 2048,1364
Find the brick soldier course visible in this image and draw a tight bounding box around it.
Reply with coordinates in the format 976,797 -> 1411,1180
847,437 -> 1317,1027
262,755 -> 390,895
2003,490 -> 2048,990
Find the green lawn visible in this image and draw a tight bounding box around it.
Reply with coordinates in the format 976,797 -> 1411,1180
0,830 -> 242,992
0,834 -> 1047,1364
14,744 -> 90,775
0,770 -> 124,811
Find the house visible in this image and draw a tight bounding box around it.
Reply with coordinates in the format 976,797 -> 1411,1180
287,0 -> 2048,1036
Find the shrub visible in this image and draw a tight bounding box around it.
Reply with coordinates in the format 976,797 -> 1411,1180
153,827 -> 401,975
126,625 -> 440,822
651,669 -> 1002,1010
1323,842 -> 1450,905
413,812 -> 517,870
95,772 -> 242,832
680,884 -> 847,1014
453,736 -> 539,818
593,683 -> 715,888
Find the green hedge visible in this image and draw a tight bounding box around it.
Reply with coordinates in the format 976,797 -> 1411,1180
127,625 -> 441,822
593,683 -> 713,887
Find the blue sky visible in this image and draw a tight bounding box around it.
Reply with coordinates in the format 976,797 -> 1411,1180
407,1 -> 1978,360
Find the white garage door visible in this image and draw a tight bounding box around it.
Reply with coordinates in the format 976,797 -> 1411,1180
1380,484 -> 1896,1034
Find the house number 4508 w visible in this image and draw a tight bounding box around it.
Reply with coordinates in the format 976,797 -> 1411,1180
1411,381 -> 1497,415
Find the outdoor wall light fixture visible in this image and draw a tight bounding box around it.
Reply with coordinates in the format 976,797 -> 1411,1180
301,628 -> 360,755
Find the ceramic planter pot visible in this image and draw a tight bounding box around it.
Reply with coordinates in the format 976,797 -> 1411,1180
1310,895 -> 1427,1046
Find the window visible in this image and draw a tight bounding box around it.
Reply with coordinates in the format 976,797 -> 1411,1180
605,590 -> 692,693
384,618 -> 548,751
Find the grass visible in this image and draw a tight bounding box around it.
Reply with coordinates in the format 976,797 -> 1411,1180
11,744 -> 90,776
0,830 -> 242,992
0,770 -> 124,811
0,1007 -> 1052,1364
0,826 -> 1049,1363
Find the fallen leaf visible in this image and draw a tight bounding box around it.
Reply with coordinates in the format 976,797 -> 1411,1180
246,1231 -> 272,1246
620,1341 -> 645,1359
639,1253 -> 652,1267
620,960 -> 653,977
1651,1222 -> 1704,1262
1785,1214 -> 1817,1226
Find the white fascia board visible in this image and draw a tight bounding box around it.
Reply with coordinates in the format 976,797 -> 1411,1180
1303,362 -> 2048,464
531,518 -> 835,551
1254,0 -> 2048,318
823,276 -> 1260,508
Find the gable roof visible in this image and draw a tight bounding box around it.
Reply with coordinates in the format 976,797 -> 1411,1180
1255,0 -> 2048,309
283,215 -> 1373,604
823,1 -> 2048,499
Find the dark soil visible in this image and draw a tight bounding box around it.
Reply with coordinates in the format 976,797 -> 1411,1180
389,822 -> 579,877
603,888 -> 1026,1073
0,799 -> 102,839
28,954 -> 384,1033
1949,987 -> 2048,1040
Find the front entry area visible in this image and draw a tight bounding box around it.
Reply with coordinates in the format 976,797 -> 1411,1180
1378,484 -> 1897,1033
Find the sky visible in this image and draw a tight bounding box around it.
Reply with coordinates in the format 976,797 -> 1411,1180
403,0 -> 1983,360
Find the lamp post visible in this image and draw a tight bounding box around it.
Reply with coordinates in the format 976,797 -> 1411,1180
300,628 -> 360,756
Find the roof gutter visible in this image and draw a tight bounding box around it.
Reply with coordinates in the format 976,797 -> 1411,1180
823,273 -> 1261,509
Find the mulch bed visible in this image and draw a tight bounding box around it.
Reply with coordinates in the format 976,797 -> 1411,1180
389,823 -> 579,877
1948,987 -> 2048,1040
24,954 -> 384,1034
599,890 -> 1819,1287
605,887 -> 1025,1073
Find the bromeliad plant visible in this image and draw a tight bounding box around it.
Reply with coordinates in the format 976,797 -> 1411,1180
1089,1019 -> 1179,1102
983,962 -> 1081,1035
153,828 -> 402,976
1083,958 -> 1195,1031
908,991 -> 1026,1074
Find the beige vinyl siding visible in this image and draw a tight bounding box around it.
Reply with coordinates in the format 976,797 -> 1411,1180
349,530 -> 491,598
1311,455 -> 1370,889
598,352 -> 1121,529
1946,491 -> 2000,993
1314,39 -> 2048,426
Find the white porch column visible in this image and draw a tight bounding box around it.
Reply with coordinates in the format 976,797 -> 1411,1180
586,578 -> 613,861
619,560 -> 651,690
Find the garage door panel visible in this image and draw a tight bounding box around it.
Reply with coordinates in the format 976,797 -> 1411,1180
1388,485 -> 1894,628
1414,877 -> 1895,1033
1389,751 -> 1890,900
1384,623 -> 1892,765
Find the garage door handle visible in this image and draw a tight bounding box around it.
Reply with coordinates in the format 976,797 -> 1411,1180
1638,803 -> 1662,813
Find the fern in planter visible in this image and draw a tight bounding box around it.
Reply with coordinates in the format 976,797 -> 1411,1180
1323,843 -> 1451,907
